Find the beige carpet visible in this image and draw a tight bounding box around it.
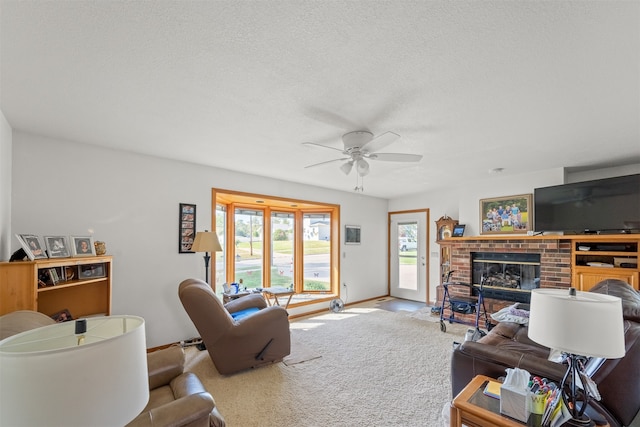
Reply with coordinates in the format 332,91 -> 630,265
400,306 -> 443,323
184,301 -> 469,427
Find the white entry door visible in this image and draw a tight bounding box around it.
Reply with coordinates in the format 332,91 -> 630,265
389,211 -> 428,302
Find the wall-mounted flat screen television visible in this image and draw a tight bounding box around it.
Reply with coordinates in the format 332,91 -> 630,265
534,174 -> 640,234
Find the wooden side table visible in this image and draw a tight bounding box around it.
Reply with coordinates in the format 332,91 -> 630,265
450,375 -> 609,427
262,287 -> 294,309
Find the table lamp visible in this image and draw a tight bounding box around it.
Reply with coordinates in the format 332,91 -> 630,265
528,288 -> 625,426
191,229 -> 223,285
0,315 -> 149,427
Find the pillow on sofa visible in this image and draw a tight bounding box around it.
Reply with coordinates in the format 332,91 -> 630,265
590,279 -> 640,322
490,303 -> 530,325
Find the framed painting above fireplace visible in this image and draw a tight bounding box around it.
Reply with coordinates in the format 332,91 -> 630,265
480,194 -> 532,235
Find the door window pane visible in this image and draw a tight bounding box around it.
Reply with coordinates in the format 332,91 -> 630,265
397,222 -> 418,290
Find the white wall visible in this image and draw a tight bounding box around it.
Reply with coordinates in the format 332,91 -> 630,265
567,164 -> 640,183
10,131 -> 389,348
0,111 -> 11,261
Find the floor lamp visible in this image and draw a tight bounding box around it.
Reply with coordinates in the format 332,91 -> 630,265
191,230 -> 222,285
528,288 -> 625,426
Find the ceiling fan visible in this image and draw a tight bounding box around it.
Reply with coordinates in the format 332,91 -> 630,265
303,131 -> 423,177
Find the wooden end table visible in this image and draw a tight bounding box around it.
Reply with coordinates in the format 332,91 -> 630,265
450,375 -> 609,427
262,287 -> 294,309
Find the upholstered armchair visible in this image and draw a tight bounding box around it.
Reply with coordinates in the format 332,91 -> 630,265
127,345 -> 226,427
178,278 -> 291,375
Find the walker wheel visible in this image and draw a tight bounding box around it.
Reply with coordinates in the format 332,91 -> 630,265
440,321 -> 446,332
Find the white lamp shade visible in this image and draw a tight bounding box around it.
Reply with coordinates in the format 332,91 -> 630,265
356,159 -> 370,176
528,288 -> 625,359
0,316 -> 149,427
191,231 -> 223,252
340,161 -> 354,175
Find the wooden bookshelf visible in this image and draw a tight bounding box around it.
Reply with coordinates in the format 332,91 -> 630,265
0,256 -> 112,318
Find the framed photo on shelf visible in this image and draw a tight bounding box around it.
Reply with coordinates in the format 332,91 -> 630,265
16,234 -> 48,260
79,264 -> 105,279
44,236 -> 71,258
51,309 -> 74,323
71,236 -> 96,256
345,225 -> 361,245
480,194 -> 533,235
179,203 -> 197,253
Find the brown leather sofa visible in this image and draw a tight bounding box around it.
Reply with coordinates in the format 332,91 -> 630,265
127,346 -> 226,427
178,278 -> 291,375
451,279 -> 640,427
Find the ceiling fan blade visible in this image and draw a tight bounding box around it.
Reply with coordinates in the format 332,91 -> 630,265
362,131 -> 400,153
370,153 -> 423,162
304,157 -> 350,169
303,142 -> 345,153
303,106 -> 362,130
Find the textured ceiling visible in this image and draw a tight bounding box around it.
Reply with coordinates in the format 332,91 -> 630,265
2,1 -> 639,198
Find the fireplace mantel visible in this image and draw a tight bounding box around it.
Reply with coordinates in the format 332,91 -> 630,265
447,234 -> 638,242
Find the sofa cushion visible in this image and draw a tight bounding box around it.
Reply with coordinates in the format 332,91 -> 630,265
230,307 -> 261,321
477,322 -> 551,359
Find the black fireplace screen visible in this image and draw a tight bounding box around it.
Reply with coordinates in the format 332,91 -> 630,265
471,252 -> 541,302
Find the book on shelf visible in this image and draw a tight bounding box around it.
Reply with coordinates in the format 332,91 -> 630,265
48,268 -> 59,285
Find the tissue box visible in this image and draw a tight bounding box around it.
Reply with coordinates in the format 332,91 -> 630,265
500,384 -> 530,422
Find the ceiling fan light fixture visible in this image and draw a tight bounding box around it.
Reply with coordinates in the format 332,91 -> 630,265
356,159 -> 370,176
340,161 -> 354,175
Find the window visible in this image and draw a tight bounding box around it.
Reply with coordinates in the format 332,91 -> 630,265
215,205 -> 226,293
303,213 -> 331,292
212,189 -> 339,305
271,212 -> 294,287
234,209 -> 264,289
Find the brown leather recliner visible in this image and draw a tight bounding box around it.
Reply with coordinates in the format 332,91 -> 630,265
127,345 -> 226,427
178,278 -> 291,375
451,279 -> 640,427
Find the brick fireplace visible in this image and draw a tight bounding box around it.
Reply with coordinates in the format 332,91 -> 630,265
438,238 -> 572,323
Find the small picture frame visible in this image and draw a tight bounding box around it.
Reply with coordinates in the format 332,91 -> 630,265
44,236 -> 71,258
71,236 -> 96,256
480,194 -> 533,235
79,263 -> 105,279
16,234 -> 48,260
51,309 -> 73,323
345,225 -> 361,245
179,203 -> 197,253
452,224 -> 466,237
